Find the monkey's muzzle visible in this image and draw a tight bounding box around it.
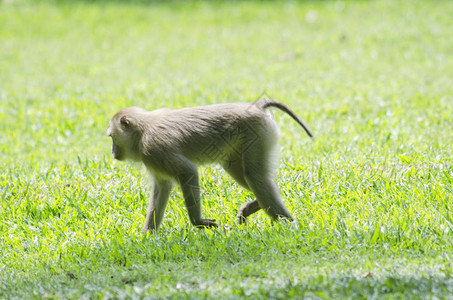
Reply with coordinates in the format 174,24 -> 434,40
111,143 -> 121,160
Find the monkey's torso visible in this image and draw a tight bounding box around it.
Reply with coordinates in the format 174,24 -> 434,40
138,103 -> 279,167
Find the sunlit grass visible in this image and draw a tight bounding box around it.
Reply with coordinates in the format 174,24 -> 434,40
1,0 -> 452,298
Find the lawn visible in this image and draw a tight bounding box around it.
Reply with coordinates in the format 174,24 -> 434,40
1,0 -> 453,298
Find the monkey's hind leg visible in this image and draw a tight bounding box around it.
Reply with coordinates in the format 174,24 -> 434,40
237,200 -> 261,224
242,138 -> 294,222
244,173 -> 294,221
222,156 -> 262,224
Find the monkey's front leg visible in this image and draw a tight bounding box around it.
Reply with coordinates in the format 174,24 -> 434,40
176,164 -> 218,228
143,178 -> 174,232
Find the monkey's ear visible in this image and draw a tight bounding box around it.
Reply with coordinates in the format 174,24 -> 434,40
120,115 -> 130,126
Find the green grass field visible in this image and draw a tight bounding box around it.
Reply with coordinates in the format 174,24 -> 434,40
1,0 -> 452,298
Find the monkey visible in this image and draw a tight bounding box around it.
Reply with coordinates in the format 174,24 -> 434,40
106,99 -> 313,232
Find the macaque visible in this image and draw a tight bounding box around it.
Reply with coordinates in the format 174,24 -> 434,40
107,99 -> 313,232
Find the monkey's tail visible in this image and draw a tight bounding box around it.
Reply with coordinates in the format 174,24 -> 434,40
259,100 -> 314,138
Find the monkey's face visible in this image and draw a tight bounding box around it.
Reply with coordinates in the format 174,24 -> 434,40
107,125 -> 124,161
107,116 -> 134,161
108,107 -> 148,162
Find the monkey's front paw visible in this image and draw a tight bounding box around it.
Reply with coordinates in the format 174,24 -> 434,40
194,219 -> 218,228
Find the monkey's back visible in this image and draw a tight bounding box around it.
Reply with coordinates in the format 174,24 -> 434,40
143,102 -> 278,164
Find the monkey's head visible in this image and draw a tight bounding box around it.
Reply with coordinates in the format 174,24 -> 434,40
107,107 -> 146,161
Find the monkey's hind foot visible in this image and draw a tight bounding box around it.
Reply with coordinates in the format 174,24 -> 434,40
194,218 -> 218,229
237,200 -> 261,224
237,215 -> 247,224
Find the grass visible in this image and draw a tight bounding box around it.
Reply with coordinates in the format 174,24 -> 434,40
1,0 -> 453,298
